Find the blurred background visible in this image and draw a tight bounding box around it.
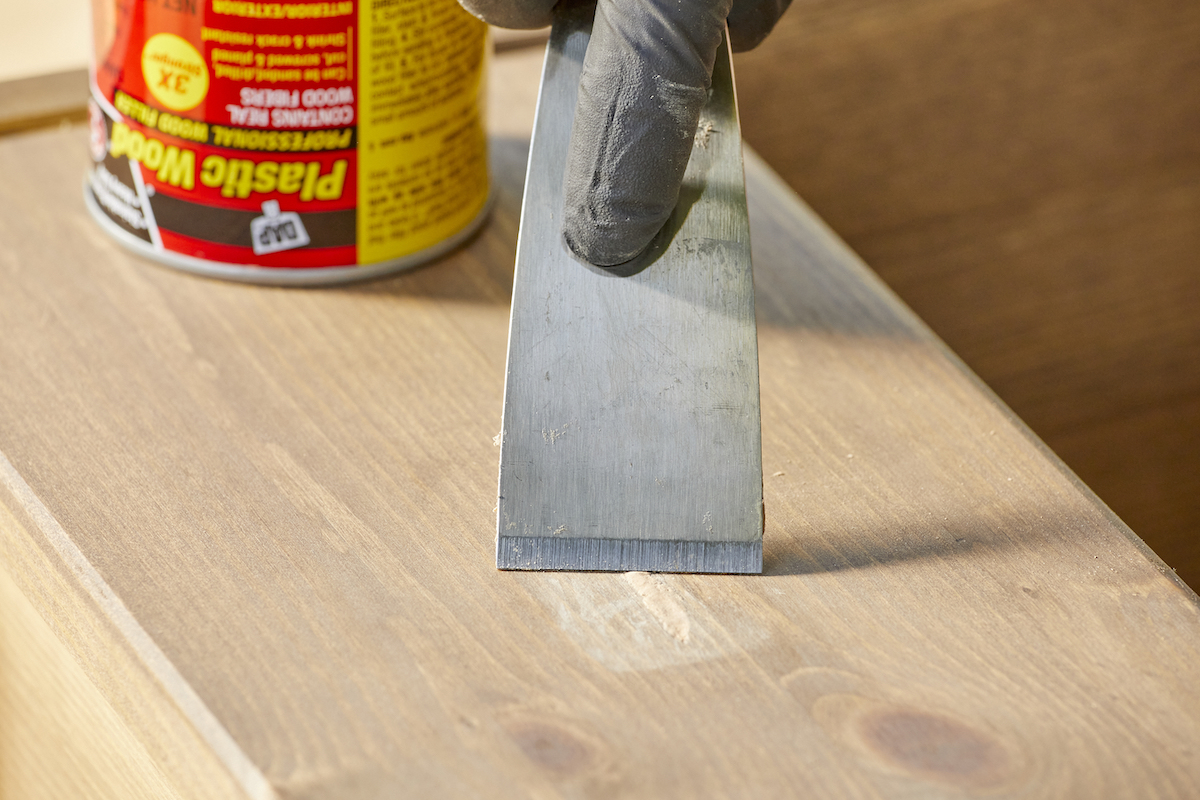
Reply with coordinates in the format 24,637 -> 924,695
732,0 -> 1200,589
1,0 -> 1196,588
0,0 -> 91,81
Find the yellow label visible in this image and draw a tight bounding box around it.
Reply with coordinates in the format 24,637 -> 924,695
356,0 -> 489,265
142,33 -> 210,112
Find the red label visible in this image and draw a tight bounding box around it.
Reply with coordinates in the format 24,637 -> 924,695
90,0 -> 360,266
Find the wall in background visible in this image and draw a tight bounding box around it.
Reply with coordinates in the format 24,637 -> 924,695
0,0 -> 90,82
734,0 -> 1200,588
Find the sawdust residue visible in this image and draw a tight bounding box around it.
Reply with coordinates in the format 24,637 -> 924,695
624,572 -> 690,643
542,423 -> 569,444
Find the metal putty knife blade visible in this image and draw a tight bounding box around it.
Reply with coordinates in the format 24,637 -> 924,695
495,8 -> 763,573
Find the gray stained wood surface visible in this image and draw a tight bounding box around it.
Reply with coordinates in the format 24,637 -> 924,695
2,46 -> 1200,798
498,15 -> 762,572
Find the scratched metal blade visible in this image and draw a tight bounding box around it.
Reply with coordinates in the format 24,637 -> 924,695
496,8 -> 763,573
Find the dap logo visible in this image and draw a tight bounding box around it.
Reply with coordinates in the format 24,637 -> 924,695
250,201 -> 311,256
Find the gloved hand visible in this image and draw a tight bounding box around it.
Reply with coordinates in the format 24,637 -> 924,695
460,0 -> 792,266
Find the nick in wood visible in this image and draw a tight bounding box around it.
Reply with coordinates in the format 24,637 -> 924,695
484,1 -> 788,573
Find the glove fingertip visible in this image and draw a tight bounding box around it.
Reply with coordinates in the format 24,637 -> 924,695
457,0 -> 555,30
562,206 -> 660,268
727,0 -> 793,52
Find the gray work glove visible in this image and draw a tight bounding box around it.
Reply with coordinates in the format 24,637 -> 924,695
461,0 -> 792,266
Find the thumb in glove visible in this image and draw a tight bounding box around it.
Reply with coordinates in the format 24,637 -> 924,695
458,0 -> 792,266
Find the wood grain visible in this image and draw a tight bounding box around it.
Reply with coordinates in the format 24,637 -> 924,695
732,0 -> 1200,588
0,457 -> 272,800
0,553 -> 183,800
1,45 -> 1199,798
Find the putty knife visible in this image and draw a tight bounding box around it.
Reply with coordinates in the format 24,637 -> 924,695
496,7 -> 763,573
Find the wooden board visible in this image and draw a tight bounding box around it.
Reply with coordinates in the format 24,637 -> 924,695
2,45 -> 1200,798
0,556 -> 184,800
0,69 -> 89,136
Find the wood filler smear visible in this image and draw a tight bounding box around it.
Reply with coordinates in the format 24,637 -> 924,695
624,571 -> 691,643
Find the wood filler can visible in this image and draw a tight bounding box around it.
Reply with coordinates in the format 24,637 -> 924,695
85,0 -> 490,284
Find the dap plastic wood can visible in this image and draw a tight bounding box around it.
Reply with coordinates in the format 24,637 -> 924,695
85,0 -> 490,284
